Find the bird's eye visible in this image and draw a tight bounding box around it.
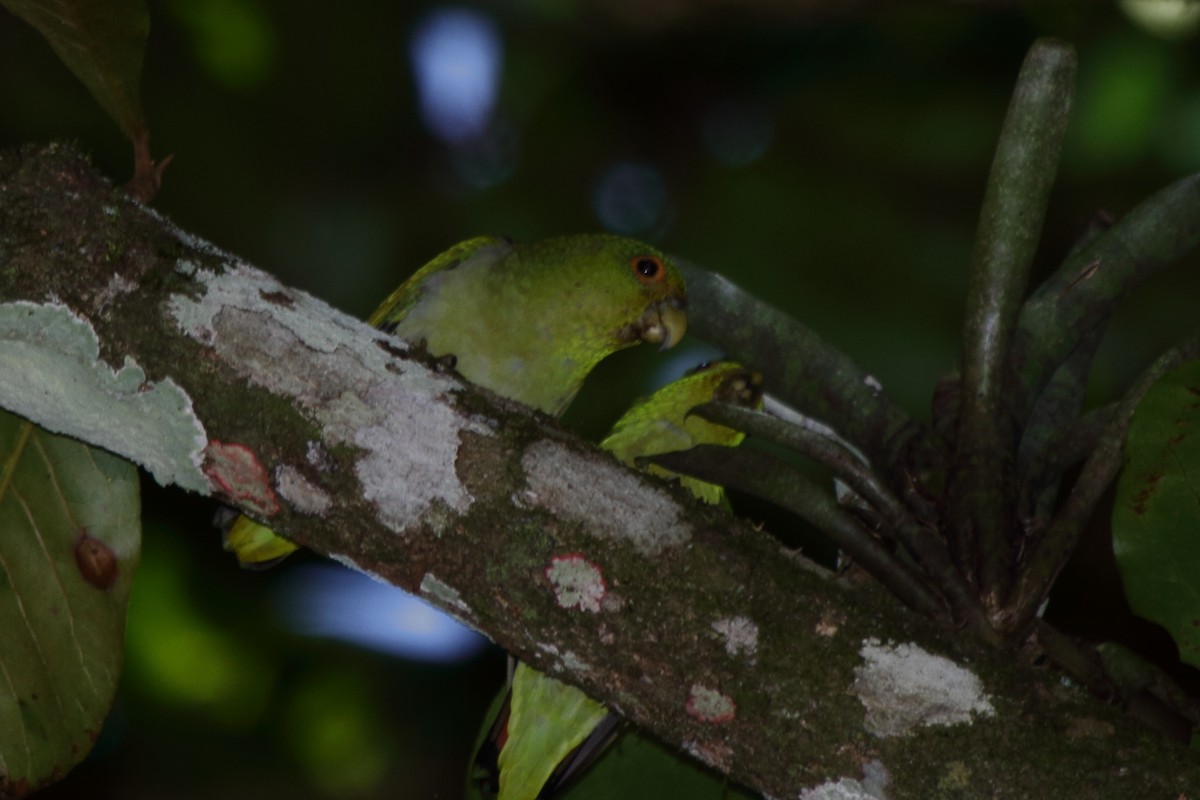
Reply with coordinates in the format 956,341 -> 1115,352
630,255 -> 665,284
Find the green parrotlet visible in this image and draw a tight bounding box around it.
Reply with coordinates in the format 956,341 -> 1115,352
224,234 -> 688,566
471,360 -> 764,800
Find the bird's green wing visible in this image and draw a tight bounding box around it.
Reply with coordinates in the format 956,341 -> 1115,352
498,664 -> 612,800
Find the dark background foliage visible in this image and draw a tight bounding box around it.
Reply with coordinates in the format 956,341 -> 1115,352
3,1 -> 1200,797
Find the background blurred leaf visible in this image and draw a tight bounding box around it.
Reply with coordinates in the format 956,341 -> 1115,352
0,0 -> 148,140
465,723 -> 758,800
555,731 -> 757,800
0,410 -> 140,794
1112,359 -> 1200,670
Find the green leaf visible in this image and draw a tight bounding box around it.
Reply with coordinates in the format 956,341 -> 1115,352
0,410 -> 140,794
1112,359 -> 1200,670
0,0 -> 149,140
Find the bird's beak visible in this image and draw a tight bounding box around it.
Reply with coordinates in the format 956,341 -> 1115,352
638,295 -> 688,351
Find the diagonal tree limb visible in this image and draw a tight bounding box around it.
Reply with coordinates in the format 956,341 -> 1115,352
3,143 -> 1200,799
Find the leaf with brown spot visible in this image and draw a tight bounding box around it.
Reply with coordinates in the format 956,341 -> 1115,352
0,410 -> 140,793
1112,360 -> 1200,670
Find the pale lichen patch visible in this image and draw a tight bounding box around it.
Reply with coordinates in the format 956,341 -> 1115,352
97,273 -> 138,309
800,760 -> 891,800
351,381 -> 485,531
684,739 -> 733,772
171,262 -> 395,357
0,301 -> 209,492
685,684 -> 736,724
853,639 -> 995,738
419,573 -> 474,617
545,554 -> 606,613
522,440 -> 691,556
275,465 -> 332,516
558,650 -> 591,672
800,769 -> 891,800
330,553 -> 390,585
169,264 -> 492,533
306,439 -> 335,470
815,614 -> 841,638
711,616 -> 759,661
536,642 -> 592,673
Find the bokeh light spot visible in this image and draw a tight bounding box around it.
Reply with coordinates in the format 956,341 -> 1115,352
164,0 -> 278,90
592,161 -> 668,235
285,670 -> 393,795
274,564 -> 488,663
409,7 -> 503,144
702,98 -> 774,166
1120,0 -> 1200,41
1067,34 -> 1173,172
124,543 -> 273,727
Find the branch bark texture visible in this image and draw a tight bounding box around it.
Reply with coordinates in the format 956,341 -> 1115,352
1,144 -> 1198,799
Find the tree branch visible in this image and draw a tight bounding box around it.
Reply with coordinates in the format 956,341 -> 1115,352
2,143 -> 1199,798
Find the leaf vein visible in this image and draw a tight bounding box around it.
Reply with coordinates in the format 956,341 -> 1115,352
28,435 -> 101,700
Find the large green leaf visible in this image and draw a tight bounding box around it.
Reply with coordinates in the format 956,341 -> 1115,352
554,730 -> 759,800
0,410 -> 140,794
0,0 -> 149,139
1112,359 -> 1200,669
